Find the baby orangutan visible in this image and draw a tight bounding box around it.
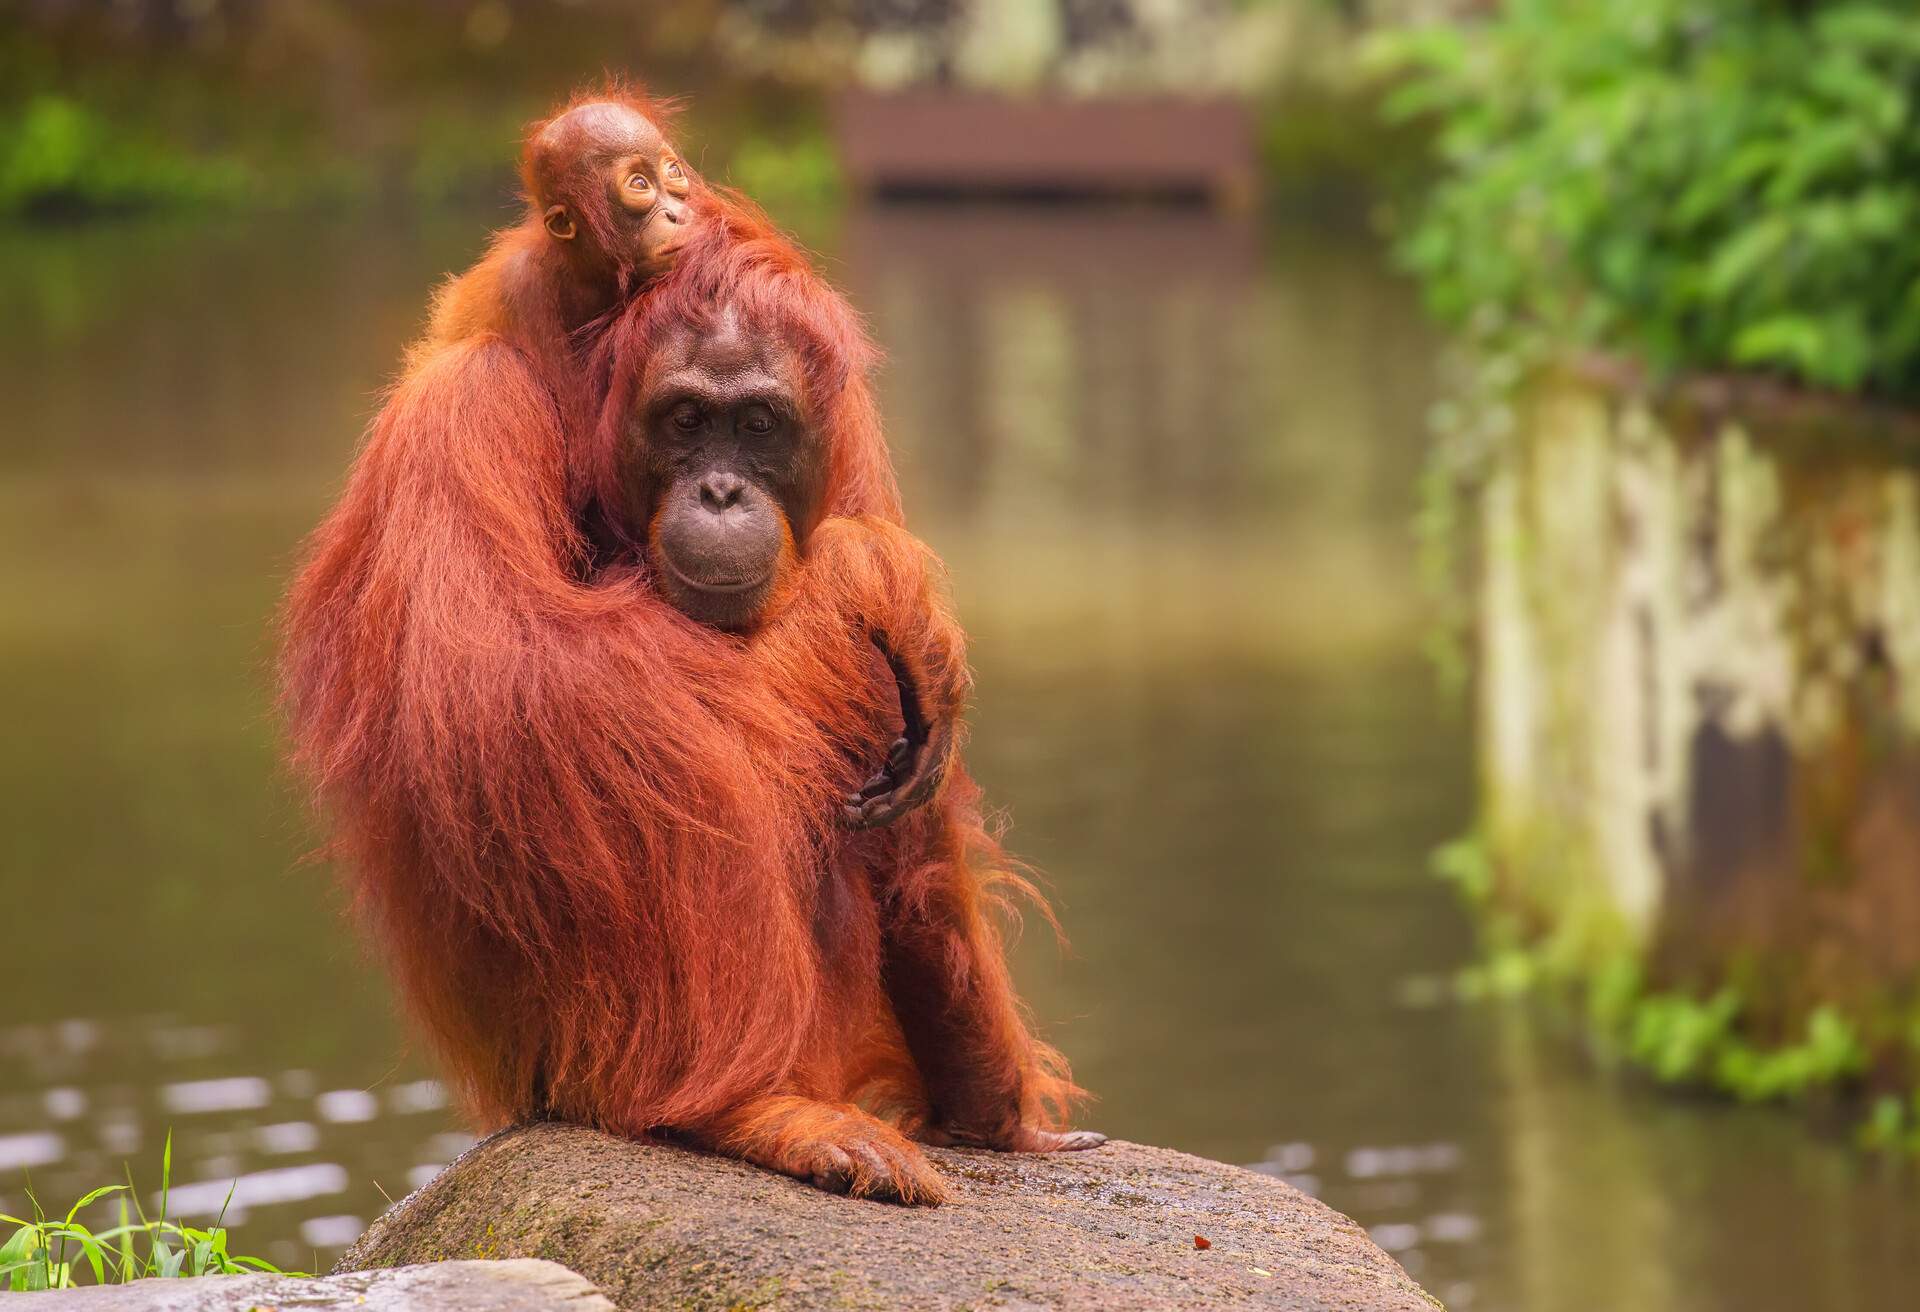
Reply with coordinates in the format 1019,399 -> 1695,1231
421,89 -> 698,436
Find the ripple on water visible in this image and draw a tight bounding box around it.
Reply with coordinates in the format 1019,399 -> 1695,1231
0,1013 -> 469,1267
42,1087 -> 87,1120
165,1163 -> 350,1218
386,1080 -> 447,1114
315,1090 -> 379,1123
255,1121 -> 322,1154
161,1077 -> 272,1114
0,1131 -> 64,1172
1247,1138 -> 1479,1308
299,1214 -> 366,1248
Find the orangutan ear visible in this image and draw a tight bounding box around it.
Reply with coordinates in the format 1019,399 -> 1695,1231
544,205 -> 578,241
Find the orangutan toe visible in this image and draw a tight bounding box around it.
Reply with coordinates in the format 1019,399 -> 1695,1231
1005,1124 -> 1107,1153
836,1129 -> 949,1205
926,1123 -> 1109,1153
799,1141 -> 859,1194
1045,1128 -> 1108,1151
775,1112 -> 951,1205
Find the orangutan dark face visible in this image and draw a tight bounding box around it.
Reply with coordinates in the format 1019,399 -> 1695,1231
626,307 -> 827,630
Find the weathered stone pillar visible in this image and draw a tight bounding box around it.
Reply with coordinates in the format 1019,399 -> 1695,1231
1476,368 -> 1920,1065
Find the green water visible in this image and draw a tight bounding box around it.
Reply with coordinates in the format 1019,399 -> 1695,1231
2,204 -> 1917,1310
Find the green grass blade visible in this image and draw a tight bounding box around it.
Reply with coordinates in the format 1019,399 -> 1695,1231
63,1224 -> 107,1284
122,1165 -> 150,1227
228,1254 -> 295,1274
0,1225 -> 37,1291
4,1157 -> 282,1285
64,1185 -> 128,1227
88,1224 -> 143,1241
116,1197 -> 135,1282
157,1130 -> 173,1229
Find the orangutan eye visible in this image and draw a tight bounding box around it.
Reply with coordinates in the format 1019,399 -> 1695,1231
663,159 -> 684,181
741,407 -> 778,436
671,405 -> 702,431
627,172 -> 653,193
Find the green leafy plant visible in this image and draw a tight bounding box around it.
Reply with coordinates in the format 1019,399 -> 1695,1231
1712,1005 -> 1868,1101
0,1132 -> 297,1290
1373,0 -> 1920,400
725,131 -> 844,214
0,96 -> 253,216
1429,831 -> 1495,904
1627,988 -> 1744,1083
1432,837 -> 1882,1118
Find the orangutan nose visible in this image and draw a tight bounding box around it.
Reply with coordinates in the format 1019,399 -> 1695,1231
699,470 -> 745,512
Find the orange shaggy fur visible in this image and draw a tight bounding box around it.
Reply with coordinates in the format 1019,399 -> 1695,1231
279,89 -> 1084,1203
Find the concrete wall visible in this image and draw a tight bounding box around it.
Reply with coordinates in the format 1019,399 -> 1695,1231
1477,374 -> 1920,1035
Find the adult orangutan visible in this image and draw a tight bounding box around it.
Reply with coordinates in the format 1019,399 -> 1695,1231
281,126 -> 1100,1203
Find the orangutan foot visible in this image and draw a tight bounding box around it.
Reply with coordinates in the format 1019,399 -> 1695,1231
698,1095 -> 951,1205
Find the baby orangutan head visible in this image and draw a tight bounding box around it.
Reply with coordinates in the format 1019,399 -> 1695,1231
523,99 -> 696,290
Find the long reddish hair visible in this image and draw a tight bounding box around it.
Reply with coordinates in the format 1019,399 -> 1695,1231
281,203 -> 1076,1137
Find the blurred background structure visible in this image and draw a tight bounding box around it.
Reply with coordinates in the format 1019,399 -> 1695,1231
5,3 -> 1920,1310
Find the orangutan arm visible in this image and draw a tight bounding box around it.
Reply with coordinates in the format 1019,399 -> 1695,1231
777,515 -> 970,829
777,519 -> 1103,1152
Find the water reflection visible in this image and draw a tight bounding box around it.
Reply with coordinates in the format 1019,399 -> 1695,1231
1,201 -> 1918,1308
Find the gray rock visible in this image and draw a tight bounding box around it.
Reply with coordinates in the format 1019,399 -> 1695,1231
339,1122 -> 1441,1311
12,1257 -> 610,1311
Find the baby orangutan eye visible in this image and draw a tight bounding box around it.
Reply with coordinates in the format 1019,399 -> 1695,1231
627,172 -> 653,194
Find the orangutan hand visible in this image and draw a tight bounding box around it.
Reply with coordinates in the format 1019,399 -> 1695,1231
842,629 -> 956,829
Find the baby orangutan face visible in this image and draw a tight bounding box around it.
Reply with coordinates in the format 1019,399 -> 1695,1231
529,101 -> 695,284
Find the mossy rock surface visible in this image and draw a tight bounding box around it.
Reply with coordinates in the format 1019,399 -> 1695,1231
338,1122 -> 1440,1311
